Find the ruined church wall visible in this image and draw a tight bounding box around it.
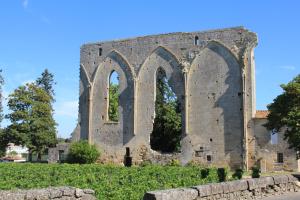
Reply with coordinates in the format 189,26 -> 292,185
76,27 -> 257,167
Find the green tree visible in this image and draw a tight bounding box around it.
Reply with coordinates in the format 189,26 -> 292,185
5,83 -> 57,161
265,74 -> 300,152
36,69 -> 56,101
108,83 -> 119,121
150,69 -> 182,152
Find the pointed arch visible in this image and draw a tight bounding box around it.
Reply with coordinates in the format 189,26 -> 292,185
137,46 -> 182,78
187,40 -> 243,168
92,50 -> 135,87
136,45 -> 184,149
189,40 -> 239,77
91,49 -> 135,146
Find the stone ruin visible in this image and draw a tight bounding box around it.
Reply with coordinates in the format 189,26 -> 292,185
71,26 -> 261,169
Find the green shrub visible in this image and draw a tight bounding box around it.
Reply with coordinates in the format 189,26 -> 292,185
232,168 -> 244,180
67,141 -> 100,164
251,166 -> 261,178
200,168 -> 210,178
217,167 -> 228,182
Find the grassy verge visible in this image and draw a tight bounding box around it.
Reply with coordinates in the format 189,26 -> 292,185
0,163 -> 219,200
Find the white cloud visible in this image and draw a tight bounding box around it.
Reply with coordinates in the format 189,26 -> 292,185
280,65 -> 296,70
22,0 -> 29,9
55,100 -> 78,118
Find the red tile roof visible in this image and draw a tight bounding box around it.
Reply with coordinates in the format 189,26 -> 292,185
255,110 -> 269,119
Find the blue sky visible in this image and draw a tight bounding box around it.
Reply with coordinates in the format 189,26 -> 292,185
0,0 -> 299,138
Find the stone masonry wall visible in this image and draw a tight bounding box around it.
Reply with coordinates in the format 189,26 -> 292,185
0,187 -> 96,200
143,175 -> 299,200
74,27 -> 258,169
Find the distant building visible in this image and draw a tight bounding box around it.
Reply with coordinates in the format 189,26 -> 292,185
250,110 -> 298,172
3,143 -> 28,162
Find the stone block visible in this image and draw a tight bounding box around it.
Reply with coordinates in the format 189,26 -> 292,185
210,183 -> 224,195
49,188 -> 63,198
143,188 -> 198,200
75,188 -> 84,197
220,182 -> 230,194
259,176 -> 275,186
83,189 -> 95,195
192,184 -> 212,197
227,180 -> 248,192
287,174 -> 298,182
25,189 -> 50,200
247,178 -> 259,190
81,194 -> 97,200
273,175 -> 289,184
61,187 -> 75,196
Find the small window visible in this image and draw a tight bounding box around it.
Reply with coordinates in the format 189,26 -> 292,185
194,36 -> 199,45
277,153 -> 283,163
99,48 -> 102,56
271,130 -> 278,145
207,155 -> 212,162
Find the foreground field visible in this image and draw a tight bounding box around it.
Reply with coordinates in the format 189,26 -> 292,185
0,163 -> 219,200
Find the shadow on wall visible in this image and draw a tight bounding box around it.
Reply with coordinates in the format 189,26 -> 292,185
212,42 -> 243,169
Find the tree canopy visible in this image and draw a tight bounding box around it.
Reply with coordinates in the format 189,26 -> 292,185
5,83 -> 57,160
36,69 -> 56,102
265,74 -> 300,152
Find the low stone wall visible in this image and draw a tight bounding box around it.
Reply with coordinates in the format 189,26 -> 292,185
143,175 -> 300,200
0,187 -> 96,200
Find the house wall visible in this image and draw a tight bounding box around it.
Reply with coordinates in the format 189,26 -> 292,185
252,118 -> 298,171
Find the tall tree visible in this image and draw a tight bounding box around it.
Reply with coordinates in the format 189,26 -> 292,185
36,69 -> 56,101
150,69 -> 182,152
5,83 -> 57,161
265,74 -> 300,153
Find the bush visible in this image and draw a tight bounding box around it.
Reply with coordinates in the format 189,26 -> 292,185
217,168 -> 228,182
232,168 -> 244,180
200,168 -> 210,178
251,166 -> 261,178
67,141 -> 100,164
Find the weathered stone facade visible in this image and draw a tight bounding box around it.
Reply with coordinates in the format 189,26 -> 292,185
72,26 -> 256,168
72,26 -> 297,170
